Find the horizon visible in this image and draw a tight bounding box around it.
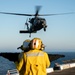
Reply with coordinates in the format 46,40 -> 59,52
0,49 -> 75,53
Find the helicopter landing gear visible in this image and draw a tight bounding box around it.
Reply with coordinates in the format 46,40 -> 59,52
29,33 -> 31,37
44,28 -> 46,31
43,25 -> 47,31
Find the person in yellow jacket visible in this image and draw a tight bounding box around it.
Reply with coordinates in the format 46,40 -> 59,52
15,39 -> 31,75
17,39 -> 31,62
16,38 -> 50,75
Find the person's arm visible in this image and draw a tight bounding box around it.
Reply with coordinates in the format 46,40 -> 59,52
45,52 -> 50,68
16,53 -> 24,71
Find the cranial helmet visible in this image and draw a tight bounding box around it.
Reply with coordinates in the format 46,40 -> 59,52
30,38 -> 43,50
22,39 -> 31,51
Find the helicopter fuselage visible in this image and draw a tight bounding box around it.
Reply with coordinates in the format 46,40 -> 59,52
29,17 -> 47,32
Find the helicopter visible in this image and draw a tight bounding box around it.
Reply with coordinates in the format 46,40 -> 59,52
0,6 -> 75,37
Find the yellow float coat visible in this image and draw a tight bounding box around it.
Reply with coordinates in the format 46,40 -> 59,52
17,49 -> 50,75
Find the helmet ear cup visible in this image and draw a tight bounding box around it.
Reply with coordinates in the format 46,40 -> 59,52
40,43 -> 45,50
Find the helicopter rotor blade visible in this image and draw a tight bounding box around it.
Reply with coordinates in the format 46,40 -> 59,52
35,6 -> 42,16
0,11 -> 75,17
0,12 -> 34,16
38,12 -> 75,16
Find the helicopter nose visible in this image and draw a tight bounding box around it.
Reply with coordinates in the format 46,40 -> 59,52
43,24 -> 47,28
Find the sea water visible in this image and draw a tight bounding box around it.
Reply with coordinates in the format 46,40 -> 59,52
0,56 -> 16,75
0,52 -> 75,75
49,52 -> 75,67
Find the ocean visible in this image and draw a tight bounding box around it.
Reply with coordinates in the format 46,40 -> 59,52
48,52 -> 75,67
0,52 -> 75,75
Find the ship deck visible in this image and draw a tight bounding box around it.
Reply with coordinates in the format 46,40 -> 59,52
47,67 -> 75,75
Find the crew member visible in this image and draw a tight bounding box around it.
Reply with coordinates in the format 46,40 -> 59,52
15,39 -> 31,75
16,38 -> 50,75
17,39 -> 30,51
17,39 -> 30,61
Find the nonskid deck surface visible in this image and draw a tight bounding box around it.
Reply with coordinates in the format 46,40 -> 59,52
47,67 -> 75,75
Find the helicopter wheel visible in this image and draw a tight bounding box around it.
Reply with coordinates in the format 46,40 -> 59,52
44,28 -> 46,31
29,33 -> 31,37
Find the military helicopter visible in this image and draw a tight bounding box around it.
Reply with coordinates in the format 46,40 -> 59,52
0,6 -> 75,37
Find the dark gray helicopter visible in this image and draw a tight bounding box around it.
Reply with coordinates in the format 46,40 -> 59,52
0,6 -> 75,37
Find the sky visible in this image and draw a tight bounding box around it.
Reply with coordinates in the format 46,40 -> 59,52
0,0 -> 75,52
